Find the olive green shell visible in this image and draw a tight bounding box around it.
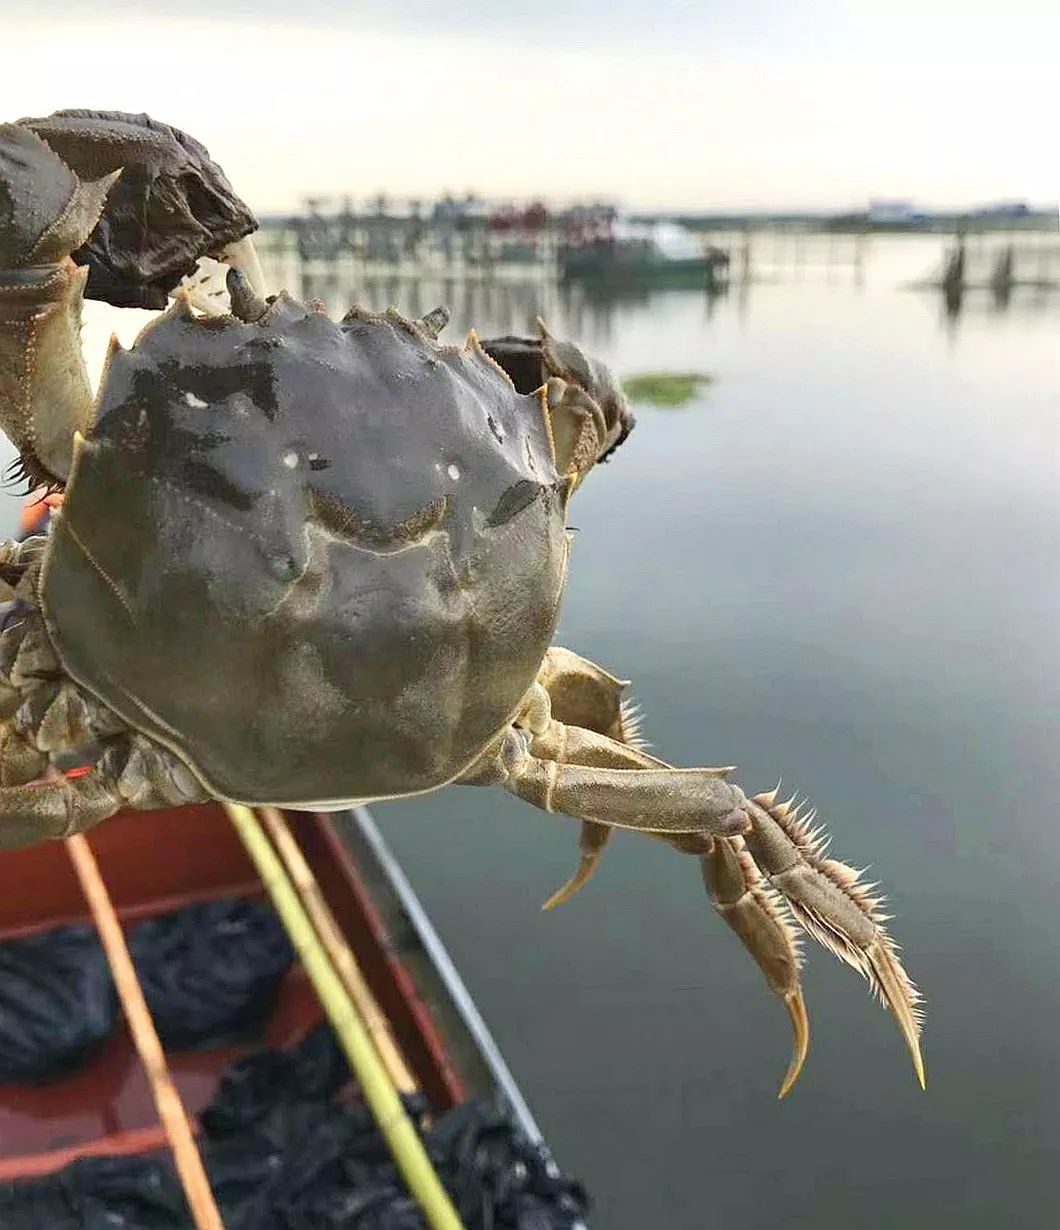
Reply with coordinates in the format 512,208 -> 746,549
41,294 -> 569,805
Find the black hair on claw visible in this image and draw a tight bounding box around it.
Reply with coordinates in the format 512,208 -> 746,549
4,451 -> 62,497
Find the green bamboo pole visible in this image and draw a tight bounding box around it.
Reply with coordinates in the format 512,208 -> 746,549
258,806 -> 417,1095
222,803 -> 463,1230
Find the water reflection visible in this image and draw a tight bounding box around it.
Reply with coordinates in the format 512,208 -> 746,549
274,228 -> 1058,351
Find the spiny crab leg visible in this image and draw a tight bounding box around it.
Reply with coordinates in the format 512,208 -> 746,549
483,665 -> 925,1096
548,772 -> 925,1094
745,787 -> 926,1091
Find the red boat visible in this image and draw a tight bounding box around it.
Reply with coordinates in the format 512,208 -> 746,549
0,799 -> 549,1187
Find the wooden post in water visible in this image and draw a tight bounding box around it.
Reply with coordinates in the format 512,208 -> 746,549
991,244 -> 1015,301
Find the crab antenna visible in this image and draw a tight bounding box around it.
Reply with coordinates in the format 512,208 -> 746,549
227,268 -> 268,323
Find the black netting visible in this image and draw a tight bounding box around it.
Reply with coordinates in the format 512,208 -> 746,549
130,899 -> 294,1049
204,1026 -> 590,1229
0,1026 -> 590,1228
0,925 -> 117,1082
0,898 -> 293,1083
0,1153 -> 189,1229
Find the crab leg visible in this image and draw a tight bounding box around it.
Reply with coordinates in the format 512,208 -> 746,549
530,647 -> 732,908
0,770 -> 122,848
492,722 -> 749,838
540,820 -> 613,912
467,661 -> 924,1091
0,727 -> 211,850
535,647 -> 634,907
0,599 -> 209,848
0,727 -> 47,787
698,834 -> 808,1097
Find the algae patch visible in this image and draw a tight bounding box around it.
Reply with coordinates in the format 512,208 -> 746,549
621,372 -> 713,408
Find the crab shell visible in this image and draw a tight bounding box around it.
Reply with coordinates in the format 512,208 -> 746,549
40,294 -> 571,806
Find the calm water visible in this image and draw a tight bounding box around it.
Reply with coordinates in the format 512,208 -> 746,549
6,235 -> 1058,1228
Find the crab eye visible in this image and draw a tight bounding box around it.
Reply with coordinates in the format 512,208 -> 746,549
281,449 -> 300,469
446,463 -> 461,481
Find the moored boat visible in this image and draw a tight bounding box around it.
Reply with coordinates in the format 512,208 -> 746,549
560,220 -> 729,288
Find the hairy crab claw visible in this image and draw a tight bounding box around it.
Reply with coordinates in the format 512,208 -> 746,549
0,110 -> 263,486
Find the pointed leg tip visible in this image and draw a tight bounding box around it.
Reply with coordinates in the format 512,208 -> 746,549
777,1055 -> 804,1100
872,949 -> 926,1092
540,877 -> 582,912
910,1043 -> 926,1090
541,871 -> 583,910
541,854 -> 599,912
777,989 -> 810,1099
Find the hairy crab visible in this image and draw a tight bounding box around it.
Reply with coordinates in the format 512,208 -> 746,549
0,111 -> 922,1095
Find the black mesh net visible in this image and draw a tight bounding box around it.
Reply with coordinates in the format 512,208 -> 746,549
0,1026 -> 589,1228
0,898 -> 293,1082
129,899 -> 294,1049
0,925 -> 117,1082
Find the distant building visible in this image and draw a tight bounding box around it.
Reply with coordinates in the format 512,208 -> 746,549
970,201 -> 1031,219
868,199 -> 917,223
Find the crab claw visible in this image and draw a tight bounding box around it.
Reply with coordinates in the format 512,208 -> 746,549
0,126 -> 121,485
0,124 -> 119,268
216,234 -> 267,298
480,328 -> 635,472
20,109 -> 259,309
534,318 -> 635,462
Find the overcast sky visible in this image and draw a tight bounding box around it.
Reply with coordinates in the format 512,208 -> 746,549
3,2 -> 1055,213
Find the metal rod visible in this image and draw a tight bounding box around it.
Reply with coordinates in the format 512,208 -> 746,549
345,805 -> 546,1148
